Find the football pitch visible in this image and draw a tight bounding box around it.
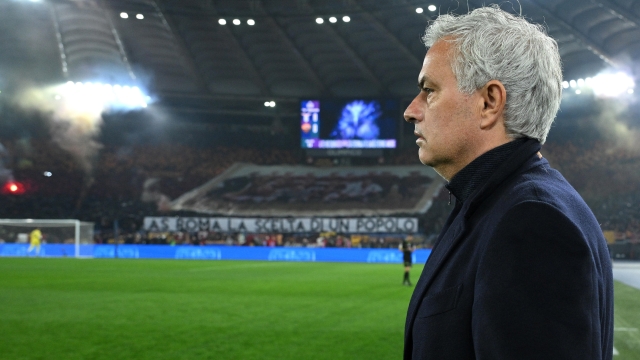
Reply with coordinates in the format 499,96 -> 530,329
0,258 -> 638,359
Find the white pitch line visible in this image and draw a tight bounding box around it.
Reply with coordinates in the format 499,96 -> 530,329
614,327 -> 638,332
613,347 -> 619,356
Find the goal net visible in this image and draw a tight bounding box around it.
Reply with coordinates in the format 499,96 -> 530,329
0,219 -> 94,258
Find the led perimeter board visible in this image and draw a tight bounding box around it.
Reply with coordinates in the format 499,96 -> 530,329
300,99 -> 399,149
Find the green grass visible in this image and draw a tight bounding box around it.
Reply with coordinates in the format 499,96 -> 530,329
1,258 -> 639,359
614,281 -> 640,359
0,258 -> 415,360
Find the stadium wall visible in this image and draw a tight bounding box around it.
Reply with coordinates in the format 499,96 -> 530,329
0,244 -> 432,264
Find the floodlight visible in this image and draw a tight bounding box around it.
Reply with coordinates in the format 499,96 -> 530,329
329,17 -> 337,23
264,101 -> 270,107
136,14 -> 144,20
316,17 -> 324,24
416,7 -> 424,13
562,81 -> 569,89
628,89 -> 634,94
219,19 -> 227,25
56,81 -> 151,111
428,5 -> 437,11
585,77 -> 593,85
247,19 -> 255,25
270,101 -> 276,107
120,12 -> 128,19
575,90 -> 581,94
591,72 -> 635,98
577,78 -> 585,86
342,16 -> 350,22
43,172 -> 52,177
569,80 -> 576,88
233,19 -> 241,25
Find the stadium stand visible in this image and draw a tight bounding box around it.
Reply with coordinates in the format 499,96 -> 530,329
0,133 -> 639,249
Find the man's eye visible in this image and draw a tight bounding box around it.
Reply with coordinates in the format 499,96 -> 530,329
422,88 -> 434,94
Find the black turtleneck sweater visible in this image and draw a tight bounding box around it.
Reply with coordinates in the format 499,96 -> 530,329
445,138 -> 529,204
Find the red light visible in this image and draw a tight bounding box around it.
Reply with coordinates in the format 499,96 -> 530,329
2,181 -> 25,195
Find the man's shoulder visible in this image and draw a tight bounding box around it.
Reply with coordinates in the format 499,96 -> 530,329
503,160 -> 581,207
495,160 -> 598,230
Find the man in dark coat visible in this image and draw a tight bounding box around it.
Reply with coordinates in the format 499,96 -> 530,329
403,6 -> 613,360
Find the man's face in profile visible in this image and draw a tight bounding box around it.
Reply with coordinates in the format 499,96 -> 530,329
404,40 -> 479,178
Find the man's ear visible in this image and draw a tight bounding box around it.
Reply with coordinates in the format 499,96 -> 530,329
479,80 -> 506,130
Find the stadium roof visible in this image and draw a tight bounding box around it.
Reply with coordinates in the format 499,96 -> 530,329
1,0 -> 639,117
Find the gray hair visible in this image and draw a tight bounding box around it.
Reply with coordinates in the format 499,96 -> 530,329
422,5 -> 562,144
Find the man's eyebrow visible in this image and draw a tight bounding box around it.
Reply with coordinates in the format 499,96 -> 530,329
418,75 -> 434,89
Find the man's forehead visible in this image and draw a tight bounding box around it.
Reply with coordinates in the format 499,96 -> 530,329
418,57 -> 438,85
422,49 -> 431,66
419,41 -> 453,83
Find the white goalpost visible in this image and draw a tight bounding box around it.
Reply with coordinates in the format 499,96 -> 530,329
0,219 -> 94,258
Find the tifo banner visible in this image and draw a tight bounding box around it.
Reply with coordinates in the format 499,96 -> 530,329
163,163 -> 443,216
0,244 -> 432,264
143,216 -> 419,233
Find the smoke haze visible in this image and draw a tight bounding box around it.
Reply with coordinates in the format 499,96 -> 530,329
12,84 -> 104,175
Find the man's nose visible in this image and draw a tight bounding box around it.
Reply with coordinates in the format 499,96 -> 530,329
404,96 -> 421,123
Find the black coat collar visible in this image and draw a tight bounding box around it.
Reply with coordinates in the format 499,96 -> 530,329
446,138 -> 528,203
464,138 -> 542,219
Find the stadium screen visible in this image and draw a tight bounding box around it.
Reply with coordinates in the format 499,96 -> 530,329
300,99 -> 399,149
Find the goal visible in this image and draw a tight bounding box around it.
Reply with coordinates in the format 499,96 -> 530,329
0,219 -> 94,258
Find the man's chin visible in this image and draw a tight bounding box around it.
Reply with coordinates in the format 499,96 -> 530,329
419,154 -> 442,172
418,149 -> 432,166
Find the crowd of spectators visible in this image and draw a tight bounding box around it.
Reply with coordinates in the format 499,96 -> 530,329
0,137 -> 639,243
543,141 -> 640,198
542,141 -> 640,239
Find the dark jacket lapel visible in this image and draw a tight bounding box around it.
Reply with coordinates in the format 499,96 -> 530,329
404,200 -> 468,344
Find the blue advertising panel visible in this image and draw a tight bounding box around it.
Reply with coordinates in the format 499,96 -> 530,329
0,244 -> 432,264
